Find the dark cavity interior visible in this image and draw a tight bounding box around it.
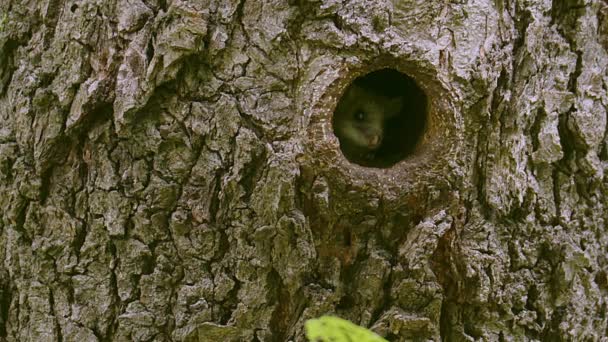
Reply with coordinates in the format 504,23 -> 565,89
332,68 -> 427,168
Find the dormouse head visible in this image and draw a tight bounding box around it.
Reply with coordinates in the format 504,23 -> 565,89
334,83 -> 404,150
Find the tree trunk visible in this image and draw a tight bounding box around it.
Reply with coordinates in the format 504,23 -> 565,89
0,0 -> 607,340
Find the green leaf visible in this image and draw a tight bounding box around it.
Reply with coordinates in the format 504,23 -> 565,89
305,316 -> 388,342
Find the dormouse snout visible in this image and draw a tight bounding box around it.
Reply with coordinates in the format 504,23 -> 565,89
367,133 -> 381,149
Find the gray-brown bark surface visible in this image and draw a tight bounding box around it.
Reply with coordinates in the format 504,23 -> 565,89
0,0 -> 607,341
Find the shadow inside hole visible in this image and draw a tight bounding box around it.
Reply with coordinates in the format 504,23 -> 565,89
332,68 -> 427,168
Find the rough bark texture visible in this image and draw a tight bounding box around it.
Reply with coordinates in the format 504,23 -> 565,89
0,0 -> 607,341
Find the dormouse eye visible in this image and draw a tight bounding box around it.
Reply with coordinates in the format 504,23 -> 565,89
354,111 -> 366,121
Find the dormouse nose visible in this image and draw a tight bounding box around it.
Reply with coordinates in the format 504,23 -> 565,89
368,134 -> 381,149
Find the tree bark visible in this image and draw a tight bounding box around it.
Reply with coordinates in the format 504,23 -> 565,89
0,0 -> 607,341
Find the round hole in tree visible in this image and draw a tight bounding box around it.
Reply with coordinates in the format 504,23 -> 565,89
332,68 -> 427,168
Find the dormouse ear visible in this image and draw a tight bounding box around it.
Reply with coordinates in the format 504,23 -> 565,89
385,97 -> 404,118
342,83 -> 364,101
